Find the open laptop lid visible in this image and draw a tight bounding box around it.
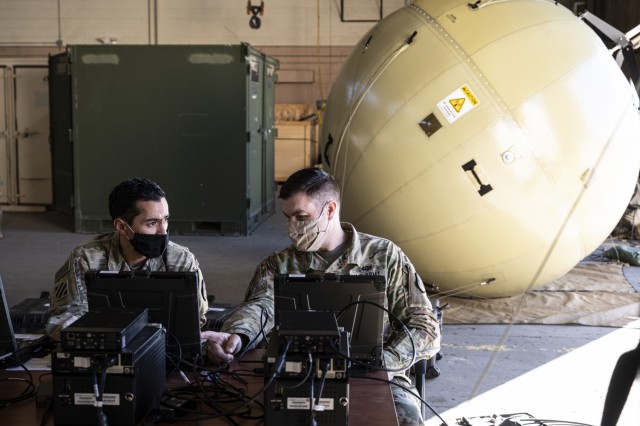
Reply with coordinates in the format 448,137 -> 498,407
85,270 -> 202,363
274,273 -> 387,367
0,275 -> 18,358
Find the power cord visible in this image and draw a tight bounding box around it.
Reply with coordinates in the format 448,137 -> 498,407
275,352 -> 314,390
154,338 -> 292,424
310,357 -> 330,426
39,397 -> 53,426
0,356 -> 38,408
234,306 -> 270,361
333,299 -> 418,374
91,354 -> 116,426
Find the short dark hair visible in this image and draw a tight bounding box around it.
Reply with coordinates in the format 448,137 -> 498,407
279,167 -> 340,206
108,178 -> 166,223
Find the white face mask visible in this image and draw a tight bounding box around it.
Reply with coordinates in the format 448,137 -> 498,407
288,203 -> 330,252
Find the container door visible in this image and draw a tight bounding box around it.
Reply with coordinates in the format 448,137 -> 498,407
247,52 -> 265,226
14,66 -> 52,205
49,53 -> 74,215
263,56 -> 278,211
0,66 -> 9,204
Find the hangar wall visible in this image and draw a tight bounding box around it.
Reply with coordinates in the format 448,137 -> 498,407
0,0 -> 637,209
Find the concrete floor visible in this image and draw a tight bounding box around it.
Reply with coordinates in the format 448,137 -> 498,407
0,202 -> 638,426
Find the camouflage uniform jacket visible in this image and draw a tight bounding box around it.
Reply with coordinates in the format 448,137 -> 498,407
46,231 -> 209,339
221,223 -> 440,372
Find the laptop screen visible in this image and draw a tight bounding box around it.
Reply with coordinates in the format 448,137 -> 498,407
0,275 -> 18,359
85,270 -> 202,363
274,273 -> 387,368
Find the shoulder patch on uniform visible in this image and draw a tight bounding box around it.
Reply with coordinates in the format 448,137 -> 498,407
54,262 -> 71,282
414,273 -> 426,293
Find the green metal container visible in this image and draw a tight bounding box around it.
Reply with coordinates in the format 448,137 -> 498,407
49,44 -> 278,235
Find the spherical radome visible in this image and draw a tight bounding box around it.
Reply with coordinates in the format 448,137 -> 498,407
321,0 -> 640,297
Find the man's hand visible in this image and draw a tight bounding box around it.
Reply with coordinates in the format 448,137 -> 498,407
200,331 -> 243,364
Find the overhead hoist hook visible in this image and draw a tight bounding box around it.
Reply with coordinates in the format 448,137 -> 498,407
247,1 -> 265,29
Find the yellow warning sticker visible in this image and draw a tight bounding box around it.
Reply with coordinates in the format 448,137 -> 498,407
437,84 -> 480,124
449,97 -> 466,113
461,85 -> 479,106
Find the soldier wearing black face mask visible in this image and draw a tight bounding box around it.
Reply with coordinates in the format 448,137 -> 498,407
46,178 -> 209,340
122,222 -> 169,260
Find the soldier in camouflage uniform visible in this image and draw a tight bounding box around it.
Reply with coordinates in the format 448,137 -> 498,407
46,178 -> 208,340
201,167 -> 440,426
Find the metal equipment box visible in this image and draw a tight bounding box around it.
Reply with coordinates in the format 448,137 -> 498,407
49,44 -> 278,235
52,325 -> 166,426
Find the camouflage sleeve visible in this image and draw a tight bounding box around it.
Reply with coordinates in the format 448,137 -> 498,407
383,246 -> 441,371
46,251 -> 91,340
219,258 -> 275,351
194,263 -> 209,329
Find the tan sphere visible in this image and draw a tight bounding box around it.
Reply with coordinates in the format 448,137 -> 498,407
322,0 -> 640,297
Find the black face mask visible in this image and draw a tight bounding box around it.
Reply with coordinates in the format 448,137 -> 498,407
129,230 -> 169,259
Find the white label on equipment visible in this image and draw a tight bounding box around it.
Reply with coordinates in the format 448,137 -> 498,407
287,398 -> 334,410
285,361 -> 303,373
287,397 -> 310,410
74,393 -> 120,406
437,84 -> 480,124
73,357 -> 91,368
317,398 -> 334,410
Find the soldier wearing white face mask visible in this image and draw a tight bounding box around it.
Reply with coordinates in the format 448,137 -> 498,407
201,167 -> 440,426
287,201 -> 331,252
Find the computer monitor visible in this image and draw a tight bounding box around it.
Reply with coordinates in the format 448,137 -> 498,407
274,273 -> 387,367
85,270 -> 202,363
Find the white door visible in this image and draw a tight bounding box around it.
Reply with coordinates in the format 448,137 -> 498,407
0,66 -> 18,205
14,66 -> 52,205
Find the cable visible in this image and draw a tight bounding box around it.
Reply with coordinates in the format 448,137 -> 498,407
0,356 -> 38,408
311,357 -> 330,426
454,412 -> 596,426
203,305 -> 269,368
195,365 -> 246,425
93,369 -> 108,426
163,327 -> 203,385
165,352 -> 191,384
356,373 -> 448,425
10,335 -> 55,360
432,278 -> 498,299
334,299 -> 417,374
309,355 -> 316,426
162,327 -> 187,373
275,352 -> 314,390
316,0 -> 324,101
90,355 -> 115,426
39,398 -> 53,426
156,338 -> 292,424
211,339 -> 292,419
158,368 -> 262,423
235,306 -> 270,361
